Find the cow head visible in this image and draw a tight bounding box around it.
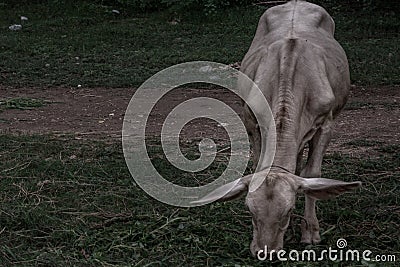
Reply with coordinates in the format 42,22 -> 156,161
193,168 -> 361,256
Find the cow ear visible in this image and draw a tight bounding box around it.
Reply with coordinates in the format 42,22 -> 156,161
191,175 -> 252,205
297,177 -> 361,200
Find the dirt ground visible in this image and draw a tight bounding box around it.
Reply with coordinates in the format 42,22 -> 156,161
1,85 -> 399,155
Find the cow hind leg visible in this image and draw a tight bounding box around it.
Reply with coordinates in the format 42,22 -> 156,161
300,117 -> 333,244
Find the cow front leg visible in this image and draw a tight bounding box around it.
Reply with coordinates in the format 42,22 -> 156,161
301,196 -> 320,244
295,147 -> 304,176
300,117 -> 333,244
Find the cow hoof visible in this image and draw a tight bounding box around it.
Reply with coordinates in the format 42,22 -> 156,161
311,233 -> 321,244
301,232 -> 321,244
301,221 -> 321,244
300,235 -> 312,244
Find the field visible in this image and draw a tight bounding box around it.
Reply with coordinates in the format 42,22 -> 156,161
0,1 -> 399,266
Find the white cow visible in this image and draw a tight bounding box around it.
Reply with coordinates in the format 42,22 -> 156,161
197,0 -> 361,255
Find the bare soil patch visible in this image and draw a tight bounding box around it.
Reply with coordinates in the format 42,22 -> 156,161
1,85 -> 399,154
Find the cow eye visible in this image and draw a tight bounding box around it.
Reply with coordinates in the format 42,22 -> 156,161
286,208 -> 294,218
279,208 -> 293,228
279,212 -> 291,229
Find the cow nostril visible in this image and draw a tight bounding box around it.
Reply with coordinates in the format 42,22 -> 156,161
254,246 -> 284,261
250,241 -> 259,257
269,252 -> 280,261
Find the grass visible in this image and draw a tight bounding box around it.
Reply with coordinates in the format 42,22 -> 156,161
0,134 -> 398,266
0,97 -> 50,112
344,139 -> 383,147
344,101 -> 399,111
344,101 -> 375,110
332,9 -> 400,85
0,2 -> 399,88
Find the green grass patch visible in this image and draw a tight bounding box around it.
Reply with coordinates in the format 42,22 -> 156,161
345,101 -> 375,110
0,97 -> 49,111
0,134 -> 399,265
0,3 -> 398,88
345,101 -> 400,110
376,144 -> 400,155
344,139 -> 384,147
